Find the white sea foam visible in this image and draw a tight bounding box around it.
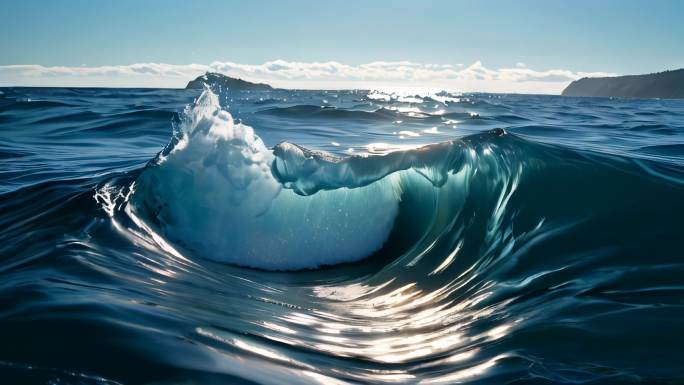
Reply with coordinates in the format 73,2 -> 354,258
131,89 -> 400,270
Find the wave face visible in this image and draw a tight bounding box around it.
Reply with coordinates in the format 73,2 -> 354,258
1,85 -> 684,384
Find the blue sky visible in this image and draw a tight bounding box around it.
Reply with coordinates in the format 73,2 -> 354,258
0,0 -> 682,92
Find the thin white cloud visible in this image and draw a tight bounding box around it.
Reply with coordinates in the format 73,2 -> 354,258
0,60 -> 616,94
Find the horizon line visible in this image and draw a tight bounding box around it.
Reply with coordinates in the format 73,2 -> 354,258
0,59 -> 619,94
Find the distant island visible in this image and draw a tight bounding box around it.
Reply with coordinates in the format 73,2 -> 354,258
562,68 -> 684,99
185,72 -> 274,91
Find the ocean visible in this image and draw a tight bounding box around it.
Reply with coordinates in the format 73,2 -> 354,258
1,84 -> 683,384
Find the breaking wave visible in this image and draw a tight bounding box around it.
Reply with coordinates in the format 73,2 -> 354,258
126,90 -> 530,270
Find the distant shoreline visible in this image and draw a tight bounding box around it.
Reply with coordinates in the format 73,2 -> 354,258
562,68 -> 684,99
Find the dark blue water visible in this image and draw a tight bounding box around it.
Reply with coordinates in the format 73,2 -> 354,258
1,85 -> 683,384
